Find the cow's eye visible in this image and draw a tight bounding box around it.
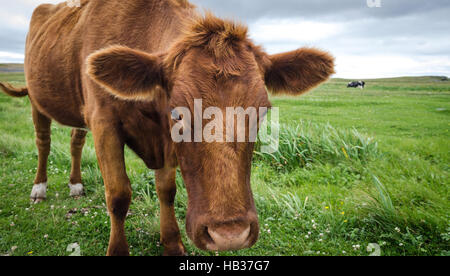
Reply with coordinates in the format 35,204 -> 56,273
171,109 -> 182,121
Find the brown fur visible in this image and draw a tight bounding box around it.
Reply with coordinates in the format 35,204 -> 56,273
0,0 -> 334,255
0,82 -> 28,97
165,12 -> 249,77
265,48 -> 335,95
87,46 -> 167,101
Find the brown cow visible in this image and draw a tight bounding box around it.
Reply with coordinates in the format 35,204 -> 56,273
0,0 -> 334,256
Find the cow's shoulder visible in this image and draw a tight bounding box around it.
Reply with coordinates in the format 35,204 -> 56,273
28,1 -> 90,47
30,1 -> 89,29
30,3 -> 63,26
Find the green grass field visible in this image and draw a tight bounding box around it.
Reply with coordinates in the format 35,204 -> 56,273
0,71 -> 449,256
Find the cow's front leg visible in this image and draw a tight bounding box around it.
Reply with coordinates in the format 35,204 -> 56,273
155,167 -> 186,256
92,122 -> 131,256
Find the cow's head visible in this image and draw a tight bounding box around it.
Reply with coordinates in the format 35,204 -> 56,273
87,14 -> 334,252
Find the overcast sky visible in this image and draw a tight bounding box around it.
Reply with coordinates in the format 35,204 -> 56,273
0,0 -> 449,78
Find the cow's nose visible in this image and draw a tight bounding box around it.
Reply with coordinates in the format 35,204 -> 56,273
206,223 -> 252,251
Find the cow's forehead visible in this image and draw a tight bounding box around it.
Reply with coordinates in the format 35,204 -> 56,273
173,43 -> 259,77
168,47 -> 263,98
170,62 -> 267,108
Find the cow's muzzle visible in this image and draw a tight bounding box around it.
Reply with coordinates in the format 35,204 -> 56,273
189,211 -> 259,251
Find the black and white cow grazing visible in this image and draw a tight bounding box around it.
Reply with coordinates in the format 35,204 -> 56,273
347,81 -> 365,89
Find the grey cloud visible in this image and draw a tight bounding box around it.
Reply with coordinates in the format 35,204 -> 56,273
189,0 -> 450,58
0,30 -> 27,54
190,0 -> 450,21
0,0 -> 448,77
0,33 -> 26,54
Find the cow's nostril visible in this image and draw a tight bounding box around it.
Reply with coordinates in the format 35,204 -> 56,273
206,225 -> 251,251
203,227 -> 215,243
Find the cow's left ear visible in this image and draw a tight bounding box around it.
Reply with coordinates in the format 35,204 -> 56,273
263,48 -> 335,95
86,45 -> 167,100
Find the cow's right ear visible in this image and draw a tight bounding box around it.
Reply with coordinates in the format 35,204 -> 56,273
86,45 -> 167,100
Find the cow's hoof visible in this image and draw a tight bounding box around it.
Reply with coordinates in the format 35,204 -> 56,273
163,243 -> 187,256
69,183 -> 84,197
30,183 -> 47,204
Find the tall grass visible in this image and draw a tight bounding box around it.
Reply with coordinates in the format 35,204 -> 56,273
358,175 -> 399,229
255,121 -> 379,171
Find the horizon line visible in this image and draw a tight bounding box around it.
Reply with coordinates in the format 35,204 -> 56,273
0,63 -> 448,80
